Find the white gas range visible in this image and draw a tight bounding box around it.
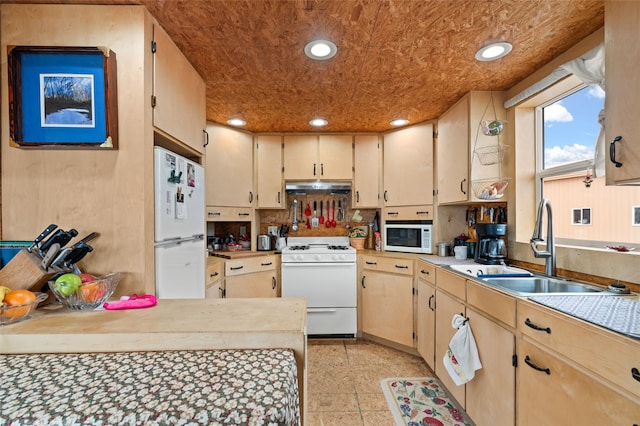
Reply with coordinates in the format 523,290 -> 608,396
281,236 -> 357,337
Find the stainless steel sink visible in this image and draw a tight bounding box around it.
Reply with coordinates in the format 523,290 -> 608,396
449,264 -> 532,277
480,276 -> 609,296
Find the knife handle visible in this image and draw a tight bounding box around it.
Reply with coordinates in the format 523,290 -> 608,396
39,229 -> 65,253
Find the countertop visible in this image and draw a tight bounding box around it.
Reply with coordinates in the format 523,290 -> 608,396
0,298 -> 306,354
209,249 -> 278,259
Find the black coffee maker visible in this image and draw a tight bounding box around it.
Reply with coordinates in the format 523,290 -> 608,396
475,223 -> 507,265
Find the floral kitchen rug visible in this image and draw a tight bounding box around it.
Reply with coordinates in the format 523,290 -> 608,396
381,377 -> 475,426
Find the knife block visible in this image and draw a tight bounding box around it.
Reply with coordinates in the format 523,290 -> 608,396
0,249 -> 63,292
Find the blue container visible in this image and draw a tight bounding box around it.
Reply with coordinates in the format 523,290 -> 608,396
0,241 -> 32,269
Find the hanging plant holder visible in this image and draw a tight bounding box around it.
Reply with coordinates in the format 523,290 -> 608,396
472,177 -> 511,200
481,120 -> 506,136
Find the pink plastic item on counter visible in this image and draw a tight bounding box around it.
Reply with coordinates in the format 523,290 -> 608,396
103,294 -> 157,310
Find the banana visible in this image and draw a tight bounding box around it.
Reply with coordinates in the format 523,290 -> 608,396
0,286 -> 12,304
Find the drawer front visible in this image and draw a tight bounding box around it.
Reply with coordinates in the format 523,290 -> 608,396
362,255 -> 413,275
417,260 -> 436,285
518,300 -> 640,399
435,268 -> 466,300
206,262 -> 223,285
383,205 -> 433,221
226,255 -> 276,276
206,206 -> 254,221
466,280 -> 516,328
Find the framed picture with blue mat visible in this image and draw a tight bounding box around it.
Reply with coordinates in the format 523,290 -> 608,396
8,46 -> 118,149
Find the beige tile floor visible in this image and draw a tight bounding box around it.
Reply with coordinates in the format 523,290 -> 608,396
306,339 -> 434,426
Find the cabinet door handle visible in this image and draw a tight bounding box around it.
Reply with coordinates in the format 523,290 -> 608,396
365,261 -> 377,265
238,213 -> 250,217
387,211 -> 399,216
609,135 -> 623,168
384,190 -> 388,202
219,287 -> 225,298
277,191 -> 281,204
249,192 -> 253,203
208,211 -> 221,216
321,163 -> 324,176
395,264 -> 409,269
210,272 -> 219,277
524,355 -> 551,375
632,367 -> 640,383
361,276 -> 366,288
230,266 -> 244,271
416,211 -> 430,215
428,294 -> 435,311
356,191 -> 360,203
420,269 -> 430,275
203,129 -> 209,147
460,178 -> 467,194
272,276 -> 277,290
313,163 -> 317,176
524,318 -> 551,334
261,262 -> 273,266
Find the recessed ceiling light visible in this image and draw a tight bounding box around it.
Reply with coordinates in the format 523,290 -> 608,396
309,118 -> 328,127
390,118 -> 409,127
304,40 -> 337,60
475,41 -> 513,61
227,118 -> 246,127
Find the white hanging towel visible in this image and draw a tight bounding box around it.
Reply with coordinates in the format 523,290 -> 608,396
443,313 -> 482,386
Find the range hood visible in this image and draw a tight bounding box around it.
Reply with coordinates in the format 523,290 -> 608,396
285,181 -> 352,195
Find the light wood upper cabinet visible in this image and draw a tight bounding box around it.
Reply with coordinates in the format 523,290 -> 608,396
436,91 -> 507,204
255,135 -> 283,209
605,1 -> 640,184
383,123 -> 434,207
353,135 -> 380,208
283,135 -> 352,180
437,95 -> 469,203
152,24 -> 206,154
205,123 -> 254,207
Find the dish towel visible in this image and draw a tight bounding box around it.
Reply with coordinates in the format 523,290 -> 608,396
443,314 -> 482,386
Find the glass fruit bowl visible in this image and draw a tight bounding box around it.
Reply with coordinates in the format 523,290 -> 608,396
0,292 -> 48,325
49,272 -> 121,310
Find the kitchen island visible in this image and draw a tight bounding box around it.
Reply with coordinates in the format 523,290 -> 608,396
0,298 -> 307,425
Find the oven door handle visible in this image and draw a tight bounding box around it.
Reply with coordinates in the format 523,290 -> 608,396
307,308 -> 338,313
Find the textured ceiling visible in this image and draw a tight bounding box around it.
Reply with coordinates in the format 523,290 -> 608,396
3,0 -> 604,133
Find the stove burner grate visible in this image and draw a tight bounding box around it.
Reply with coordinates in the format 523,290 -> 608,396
287,245 -> 310,251
327,245 -> 350,250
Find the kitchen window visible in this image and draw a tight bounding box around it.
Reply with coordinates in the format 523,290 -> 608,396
536,81 -> 640,249
571,208 -> 591,225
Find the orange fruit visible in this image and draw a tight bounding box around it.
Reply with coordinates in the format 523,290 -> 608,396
3,289 -> 37,318
80,281 -> 105,303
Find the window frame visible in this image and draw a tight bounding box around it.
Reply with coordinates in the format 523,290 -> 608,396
571,207 -> 592,225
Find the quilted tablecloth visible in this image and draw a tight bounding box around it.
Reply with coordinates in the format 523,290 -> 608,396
0,348 -> 300,426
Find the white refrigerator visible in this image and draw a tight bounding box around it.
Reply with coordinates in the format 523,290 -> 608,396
154,146 -> 206,298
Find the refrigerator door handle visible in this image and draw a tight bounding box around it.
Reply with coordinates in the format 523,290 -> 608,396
155,234 -> 204,248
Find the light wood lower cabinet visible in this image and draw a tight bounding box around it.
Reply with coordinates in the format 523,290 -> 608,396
361,255 -> 414,347
434,288 -> 466,408
206,260 -> 223,299
465,307 -> 515,426
518,338 -> 640,425
224,255 -> 278,298
416,260 -> 436,370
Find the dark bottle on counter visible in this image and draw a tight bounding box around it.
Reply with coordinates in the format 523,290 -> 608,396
366,223 -> 374,249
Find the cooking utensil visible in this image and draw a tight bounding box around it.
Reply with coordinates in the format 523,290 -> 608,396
330,200 -> 337,227
319,200 -> 325,225
306,217 -> 311,229
305,202 -> 311,217
337,200 -> 342,222
39,228 -> 78,256
292,199 -> 299,231
312,201 -> 319,227
64,242 -> 93,266
325,200 -> 332,228
28,224 -> 57,254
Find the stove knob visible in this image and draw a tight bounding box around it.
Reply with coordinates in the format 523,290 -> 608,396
295,254 -> 303,261
314,254 -> 322,261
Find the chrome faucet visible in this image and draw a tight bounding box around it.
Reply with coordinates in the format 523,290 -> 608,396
530,198 -> 556,276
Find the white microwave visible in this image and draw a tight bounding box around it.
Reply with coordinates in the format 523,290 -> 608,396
384,221 -> 433,254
